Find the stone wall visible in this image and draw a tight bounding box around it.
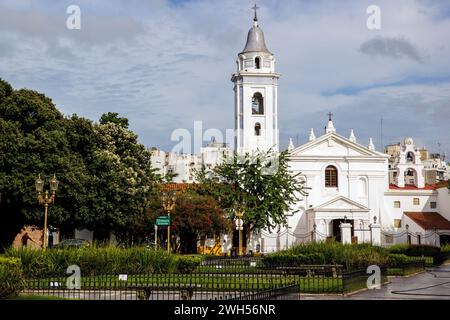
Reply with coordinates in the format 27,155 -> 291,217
12,225 -> 43,249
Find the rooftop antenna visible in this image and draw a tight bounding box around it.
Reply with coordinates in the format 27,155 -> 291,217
438,142 -> 441,160
380,118 -> 383,152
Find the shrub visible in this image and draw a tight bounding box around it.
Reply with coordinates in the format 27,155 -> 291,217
176,256 -> 203,274
440,244 -> 450,254
0,257 -> 25,299
387,253 -> 426,266
388,244 -> 440,256
262,242 -> 390,270
4,247 -> 204,278
388,244 -> 441,264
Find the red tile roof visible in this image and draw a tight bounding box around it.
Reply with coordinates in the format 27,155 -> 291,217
389,184 -> 436,190
435,180 -> 450,189
159,183 -> 196,192
404,212 -> 450,230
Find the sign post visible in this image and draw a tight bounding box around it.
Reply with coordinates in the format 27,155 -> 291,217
156,215 -> 171,252
154,224 -> 158,249
156,216 -> 171,226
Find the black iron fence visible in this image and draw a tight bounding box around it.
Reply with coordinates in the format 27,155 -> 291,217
22,257 -> 396,300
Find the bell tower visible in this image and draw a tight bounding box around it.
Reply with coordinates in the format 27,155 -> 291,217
232,6 -> 280,154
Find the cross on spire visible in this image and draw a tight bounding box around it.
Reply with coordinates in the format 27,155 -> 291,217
328,112 -> 333,121
252,4 -> 259,21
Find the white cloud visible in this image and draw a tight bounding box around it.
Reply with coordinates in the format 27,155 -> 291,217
0,0 -> 449,156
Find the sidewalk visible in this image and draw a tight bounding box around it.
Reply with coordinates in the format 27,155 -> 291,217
301,264 -> 450,300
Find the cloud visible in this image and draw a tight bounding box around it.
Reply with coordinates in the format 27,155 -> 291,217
0,0 -> 450,157
360,36 -> 427,63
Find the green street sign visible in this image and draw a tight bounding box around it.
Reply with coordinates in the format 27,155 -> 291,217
156,216 -> 170,226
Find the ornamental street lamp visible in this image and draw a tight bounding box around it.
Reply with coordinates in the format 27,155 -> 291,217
36,174 -> 59,250
235,210 -> 244,256
162,191 -> 176,254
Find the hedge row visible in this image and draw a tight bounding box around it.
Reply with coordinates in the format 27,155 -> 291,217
387,244 -> 441,257
0,257 -> 25,299
5,247 -> 202,278
262,242 -> 390,270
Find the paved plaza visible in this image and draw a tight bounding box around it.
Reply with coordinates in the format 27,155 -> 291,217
301,263 -> 450,300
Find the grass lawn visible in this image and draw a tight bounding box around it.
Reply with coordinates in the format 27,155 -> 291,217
6,295 -> 71,300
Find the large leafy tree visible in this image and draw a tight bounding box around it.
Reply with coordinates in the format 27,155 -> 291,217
0,80 -> 88,246
146,191 -> 229,253
196,149 -> 308,233
0,78 -> 159,248
86,121 -> 160,242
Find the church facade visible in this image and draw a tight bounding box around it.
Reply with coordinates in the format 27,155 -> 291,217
231,11 -> 450,253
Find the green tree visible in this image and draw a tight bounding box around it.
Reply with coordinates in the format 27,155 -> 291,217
0,79 -> 160,248
99,112 -> 129,129
196,150 -> 308,233
0,81 -> 89,246
86,121 -> 160,242
147,192 -> 228,253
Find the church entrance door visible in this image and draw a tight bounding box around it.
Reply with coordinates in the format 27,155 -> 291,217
332,219 -> 354,242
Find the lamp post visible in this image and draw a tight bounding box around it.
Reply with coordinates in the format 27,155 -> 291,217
36,174 -> 59,251
235,210 -> 244,256
162,192 -> 176,254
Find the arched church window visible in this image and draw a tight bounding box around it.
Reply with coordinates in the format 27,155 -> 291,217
255,57 -> 261,69
254,123 -> 261,136
325,165 -> 338,188
252,92 -> 264,115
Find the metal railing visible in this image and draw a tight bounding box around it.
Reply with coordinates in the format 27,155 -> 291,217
21,257 -> 422,300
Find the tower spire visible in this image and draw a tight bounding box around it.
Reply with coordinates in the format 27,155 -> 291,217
252,4 -> 259,22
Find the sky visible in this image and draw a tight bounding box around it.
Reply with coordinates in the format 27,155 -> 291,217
0,0 -> 449,158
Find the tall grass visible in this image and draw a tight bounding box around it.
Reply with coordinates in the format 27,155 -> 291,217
4,247 -> 201,278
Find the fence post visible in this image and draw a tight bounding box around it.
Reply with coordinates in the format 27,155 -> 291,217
370,217 -> 381,246
311,224 -> 316,242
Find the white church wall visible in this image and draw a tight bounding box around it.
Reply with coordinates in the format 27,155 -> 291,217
437,186 -> 450,221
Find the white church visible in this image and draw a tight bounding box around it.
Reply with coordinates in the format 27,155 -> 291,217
152,10 -> 450,253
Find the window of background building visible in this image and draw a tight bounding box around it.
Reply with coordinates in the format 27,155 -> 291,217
431,202 -> 437,209
413,198 -> 420,205
394,201 -> 401,208
394,219 -> 402,228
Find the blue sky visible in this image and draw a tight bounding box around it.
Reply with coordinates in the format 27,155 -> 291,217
1,0 -> 449,158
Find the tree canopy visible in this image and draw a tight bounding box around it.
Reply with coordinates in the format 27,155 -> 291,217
146,191 -> 228,253
196,149 -> 308,233
0,78 -> 159,247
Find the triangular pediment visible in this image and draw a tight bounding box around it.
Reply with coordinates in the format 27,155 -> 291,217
289,133 -> 386,158
307,196 -> 369,212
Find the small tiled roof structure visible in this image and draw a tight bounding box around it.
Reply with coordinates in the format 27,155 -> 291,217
435,180 -> 450,189
389,184 -> 436,190
404,212 -> 450,230
159,183 -> 196,192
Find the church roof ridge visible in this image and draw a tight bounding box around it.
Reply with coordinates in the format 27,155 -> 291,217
289,131 -> 389,158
